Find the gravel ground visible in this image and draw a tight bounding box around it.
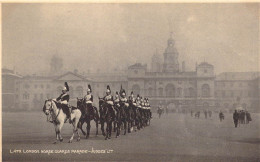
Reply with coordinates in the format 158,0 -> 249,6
2,111 -> 260,161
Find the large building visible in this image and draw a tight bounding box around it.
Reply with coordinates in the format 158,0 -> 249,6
215,72 -> 260,112
127,35 -> 215,110
2,35 -> 259,112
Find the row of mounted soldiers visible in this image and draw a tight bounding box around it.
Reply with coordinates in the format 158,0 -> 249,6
54,82 -> 152,138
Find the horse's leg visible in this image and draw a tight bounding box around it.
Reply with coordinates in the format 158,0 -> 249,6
69,122 -> 77,143
105,122 -> 109,140
58,122 -> 64,142
113,121 -> 116,132
109,121 -> 112,139
101,120 -> 106,136
123,120 -> 127,135
75,119 -> 80,142
86,120 -> 91,139
78,120 -> 87,136
95,119 -> 99,136
53,125 -> 59,144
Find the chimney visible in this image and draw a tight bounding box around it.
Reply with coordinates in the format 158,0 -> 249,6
182,61 -> 185,72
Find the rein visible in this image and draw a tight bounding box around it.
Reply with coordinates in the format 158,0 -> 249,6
46,100 -> 61,123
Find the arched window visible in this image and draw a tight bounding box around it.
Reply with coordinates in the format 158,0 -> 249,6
148,87 -> 153,96
76,86 -> 83,98
132,84 -> 141,95
165,84 -> 175,97
201,84 -> 210,97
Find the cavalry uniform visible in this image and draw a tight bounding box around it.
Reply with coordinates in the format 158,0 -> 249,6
56,82 -> 71,121
136,95 -> 142,109
84,84 -> 93,108
129,91 -> 136,107
114,92 -> 120,107
104,85 -> 116,119
120,90 -> 129,108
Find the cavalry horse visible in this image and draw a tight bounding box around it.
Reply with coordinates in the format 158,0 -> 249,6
77,98 -> 99,139
43,99 -> 82,143
99,98 -> 114,140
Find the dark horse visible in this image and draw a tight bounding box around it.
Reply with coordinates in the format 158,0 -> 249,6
116,102 -> 129,136
77,98 -> 99,139
99,98 -> 114,140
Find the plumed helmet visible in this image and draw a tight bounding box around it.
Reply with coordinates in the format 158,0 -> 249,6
131,91 -> 134,95
63,82 -> 69,91
106,85 -> 111,93
116,91 -> 119,95
87,84 -> 92,92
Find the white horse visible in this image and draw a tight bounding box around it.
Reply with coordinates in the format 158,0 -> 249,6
43,99 -> 82,143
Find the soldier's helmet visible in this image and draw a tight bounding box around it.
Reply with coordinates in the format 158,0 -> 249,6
62,82 -> 69,92
87,84 -> 92,93
106,85 -> 111,94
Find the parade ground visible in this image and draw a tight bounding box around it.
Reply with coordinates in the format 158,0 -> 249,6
2,111 -> 260,161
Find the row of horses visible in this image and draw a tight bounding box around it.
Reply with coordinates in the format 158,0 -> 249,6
43,98 -> 152,143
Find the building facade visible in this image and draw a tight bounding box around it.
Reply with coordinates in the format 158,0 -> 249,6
2,35 -> 259,112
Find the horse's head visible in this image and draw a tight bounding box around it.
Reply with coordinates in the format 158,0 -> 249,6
43,99 -> 53,115
77,97 -> 84,108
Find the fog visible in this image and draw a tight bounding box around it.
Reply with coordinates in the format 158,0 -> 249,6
2,3 -> 259,75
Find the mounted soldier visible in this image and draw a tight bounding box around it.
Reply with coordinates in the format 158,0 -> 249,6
120,89 -> 129,108
54,82 -> 71,123
84,84 -> 93,109
103,85 -> 116,120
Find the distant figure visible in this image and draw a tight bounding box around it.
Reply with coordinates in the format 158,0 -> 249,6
204,110 -> 208,119
245,111 -> 252,124
219,111 -> 224,122
195,111 -> 200,119
240,110 -> 246,124
233,110 -> 239,127
191,110 -> 193,117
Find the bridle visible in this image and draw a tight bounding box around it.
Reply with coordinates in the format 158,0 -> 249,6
44,100 -> 61,123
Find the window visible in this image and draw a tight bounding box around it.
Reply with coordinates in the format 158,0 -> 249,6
165,84 -> 175,97
201,84 -> 210,98
23,92 -> 29,100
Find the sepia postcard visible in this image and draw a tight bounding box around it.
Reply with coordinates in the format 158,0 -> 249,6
1,2 -> 260,162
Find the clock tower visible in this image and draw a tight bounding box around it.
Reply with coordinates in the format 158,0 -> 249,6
163,32 -> 179,73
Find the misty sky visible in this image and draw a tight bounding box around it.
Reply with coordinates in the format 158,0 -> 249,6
2,3 -> 259,75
